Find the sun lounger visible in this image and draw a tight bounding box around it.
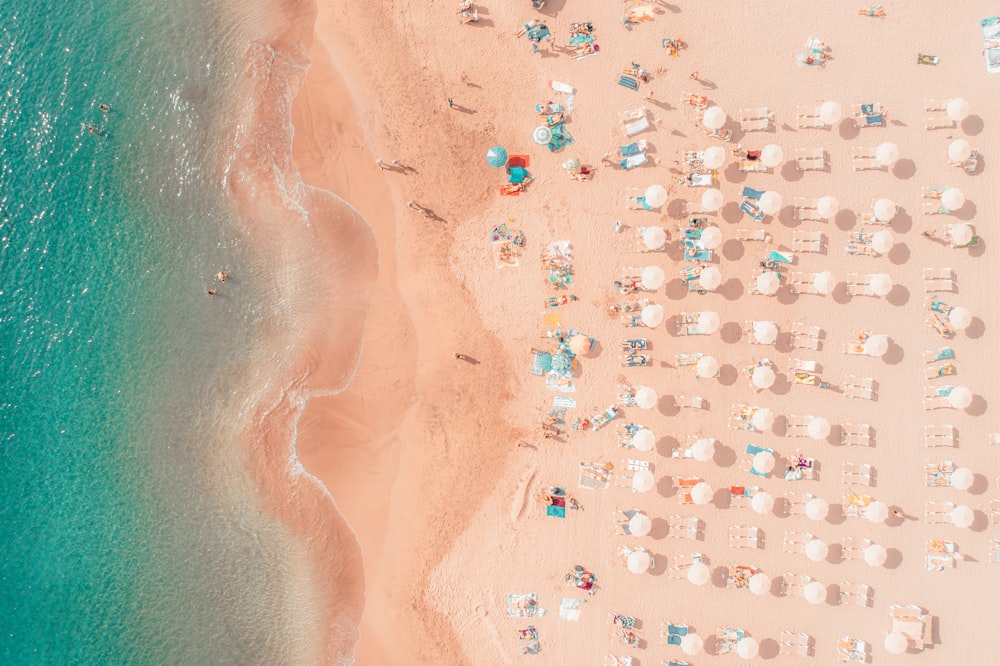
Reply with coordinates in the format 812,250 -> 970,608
666,552 -> 702,578
790,334 -> 820,351
949,149 -> 979,172
658,621 -> 689,646
739,107 -> 772,131
739,159 -> 768,173
716,627 -> 745,653
785,414 -> 812,436
729,485 -> 755,508
844,384 -> 875,400
781,572 -> 812,596
782,530 -> 812,554
779,631 -> 813,657
841,423 -> 872,446
851,103 -> 885,127
924,500 -> 954,523
923,424 -> 955,447
736,228 -> 770,243
674,395 -> 704,409
667,514 -> 701,539
783,492 -> 812,517
923,115 -> 955,131
851,146 -> 881,170
922,267 -> 955,293
845,282 -> 876,297
792,198 -> 826,221
839,581 -> 872,608
795,106 -> 826,129
675,352 -> 702,367
837,637 -> 869,663
843,462 -> 873,486
841,537 -> 872,560
791,230 -> 824,252
922,384 -> 955,410
924,362 -> 957,380
794,148 -> 826,171
788,358 -> 817,374
992,500 -> 1000,525
925,460 -> 955,487
728,524 -> 761,549
622,116 -> 651,137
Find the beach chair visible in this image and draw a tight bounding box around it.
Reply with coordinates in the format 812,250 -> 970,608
715,627 -> 745,653
730,485 -> 756,508
990,433 -> 1000,446
839,581 -> 872,608
728,524 -> 761,549
674,395 -> 704,409
739,159 -> 768,173
992,539 -> 1000,564
780,572 -> 811,597
787,272 -> 821,295
604,656 -> 633,666
925,460 -> 955,487
924,500 -> 954,523
739,107 -> 772,131
790,333 -> 820,351
924,361 -> 957,380
736,228 -> 770,242
923,424 -> 955,447
782,530 -> 812,554
792,198 -> 825,221
785,414 -> 811,437
837,637 -> 868,663
795,106 -> 825,129
666,552 -> 702,578
851,103 -> 884,127
792,230 -> 824,252
674,476 -> 701,504
794,148 -> 826,171
779,630 -> 813,657
851,146 -> 881,171
674,352 -> 702,367
783,492 -> 813,517
842,462 -> 873,486
658,621 -> 689,646
923,116 -> 955,131
841,537 -> 872,560
789,358 -> 818,373
741,443 -> 775,476
844,384 -> 875,400
922,385 -> 952,410
621,115 -> 651,138
667,514 -> 701,539
507,593 -> 539,618
922,267 -> 955,293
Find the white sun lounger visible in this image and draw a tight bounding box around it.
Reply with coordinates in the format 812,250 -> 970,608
795,148 -> 826,171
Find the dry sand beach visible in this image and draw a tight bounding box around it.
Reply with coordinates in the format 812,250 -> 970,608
290,0 -> 1000,663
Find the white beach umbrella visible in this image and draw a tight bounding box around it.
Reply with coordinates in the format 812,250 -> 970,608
864,543 -> 887,567
949,139 -> 972,162
702,106 -> 727,130
875,142 -> 899,166
759,191 -> 782,215
702,148 -> 725,171
641,304 -> 665,328
532,126 -> 553,146
687,561 -> 710,585
628,512 -> 652,537
885,632 -> 908,655
752,366 -> 776,389
751,407 -> 774,432
632,469 -> 655,493
867,500 -> 889,524
691,437 -> 715,462
756,271 -> 780,296
817,195 -> 839,219
642,226 -> 666,250
751,491 -> 774,515
697,311 -> 720,335
948,386 -> 973,410
753,320 -> 778,344
946,97 -> 970,121
635,386 -> 658,410
805,538 -> 829,562
948,306 -> 972,329
952,467 -> 974,491
701,187 -> 724,210
819,100 -> 842,124
950,504 -> 974,528
950,223 -> 974,248
680,634 -> 704,656
699,226 -> 723,250
691,482 -> 713,505
806,497 -> 829,521
752,451 -> 776,474
627,549 -> 651,573
696,355 -> 720,379
869,273 -> 892,296
737,637 -> 760,659
804,581 -> 826,605
644,185 -> 668,208
863,334 -> 889,357
699,266 -> 722,291
813,271 -> 835,295
641,266 -> 666,291
748,572 -> 770,596
761,144 -> 784,168
871,229 -> 894,254
570,336 -> 594,358
873,198 -> 896,222
631,428 -> 656,452
807,416 -> 831,441
942,187 -> 965,211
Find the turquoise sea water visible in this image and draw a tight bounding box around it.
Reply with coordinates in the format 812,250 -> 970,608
0,2 -> 360,663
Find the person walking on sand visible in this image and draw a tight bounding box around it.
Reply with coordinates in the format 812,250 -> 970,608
216,271 -> 228,282
407,201 -> 431,217
207,289 -> 217,296
447,97 -> 455,109
375,158 -> 386,170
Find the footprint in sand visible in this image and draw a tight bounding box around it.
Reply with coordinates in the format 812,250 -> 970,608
509,465 -> 538,523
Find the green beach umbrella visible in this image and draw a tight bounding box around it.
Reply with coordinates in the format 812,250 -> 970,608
486,146 -> 508,168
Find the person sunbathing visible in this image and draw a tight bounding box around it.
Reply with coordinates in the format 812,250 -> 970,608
684,93 -> 707,106
858,5 -> 886,17
515,18 -> 541,37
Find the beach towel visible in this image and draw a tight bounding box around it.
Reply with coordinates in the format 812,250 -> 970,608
507,593 -> 538,618
559,597 -> 582,621
530,350 -> 552,376
519,639 -> 542,654
982,17 -> 1000,73
552,396 -> 576,408
546,372 -> 575,393
546,504 -> 566,518
742,186 -> 765,200
934,348 -> 954,361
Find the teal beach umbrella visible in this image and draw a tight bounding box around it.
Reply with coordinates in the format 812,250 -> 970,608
486,146 -> 508,168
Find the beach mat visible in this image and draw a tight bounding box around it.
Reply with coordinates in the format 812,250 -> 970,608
552,396 -> 576,409
559,597 -> 582,621
982,17 -> 1000,73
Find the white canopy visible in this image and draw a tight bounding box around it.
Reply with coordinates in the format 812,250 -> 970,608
691,437 -> 715,462
631,428 -> 655,452
752,366 -> 776,389
949,139 -> 972,162
863,334 -> 889,357
642,226 -> 666,250
644,185 -> 668,208
819,100 -> 842,124
946,97 -> 970,121
699,226 -> 723,250
628,512 -> 652,536
701,187 -> 724,210
699,266 -> 722,291
680,634 -> 704,656
641,266 -> 666,291
702,148 -> 725,170
759,191 -> 782,215
751,407 -> 774,431
753,320 -> 778,344
869,273 -> 892,296
806,497 -> 829,521
867,500 -> 889,524
948,386 -> 973,409
950,223 -> 974,247
761,144 -> 784,168
756,272 -> 780,296
752,450 -> 776,474
952,466 -> 974,491
813,271 -> 835,295
951,504 -> 974,528
697,311 -> 720,334
804,581 -> 826,605
942,187 -> 965,211
805,539 -> 828,562
627,549 -> 651,573
871,229 -> 894,254
817,195 -> 839,218
691,481 -> 713,505
736,637 -> 759,659
873,198 -> 896,222
632,469 -> 655,493
807,416 -> 831,440
696,355 -> 720,379
748,572 -> 770,595
864,543 -> 887,567
875,142 -> 899,166
885,632 -> 908,655
641,304 -> 665,328
635,386 -> 658,409
687,561 -> 710,585
702,106 -> 727,130
751,491 -> 774,515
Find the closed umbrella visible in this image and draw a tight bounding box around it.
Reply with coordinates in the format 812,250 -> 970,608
627,549 -> 651,573
702,106 -> 726,130
875,142 -> 899,166
950,223 -> 974,247
867,500 -> 889,524
817,195 -> 839,218
632,469 -> 655,493
804,581 -> 826,605
949,139 -> 972,162
751,407 -> 774,431
885,632 -> 908,655
819,100 -> 842,124
644,185 -> 668,208
806,539 -> 829,562
751,491 -> 774,515
486,146 -> 508,168
748,572 -> 770,596
681,634 -> 704,656
946,97 -> 970,121
950,306 -> 972,330
701,187 -> 724,210
761,144 -> 784,168
864,543 -> 887,567
952,467 -> 974,491
736,637 -> 759,659
532,126 -> 552,146
873,198 -> 896,222
942,187 -> 965,211
687,561 -> 710,585
641,266 -> 666,290
628,512 -> 652,537
752,451 -> 776,474
806,497 -> 829,521
753,321 -> 778,344
569,334 -> 592,355
691,437 -> 715,462
699,226 -> 723,250
631,428 -> 655,452
869,273 -> 892,296
642,226 -> 666,250
948,386 -> 973,409
699,266 -> 722,291
756,271 -> 780,295
807,416 -> 830,440
950,504 -> 973,528
703,148 -> 726,170
863,334 -> 889,357
752,366 -> 776,389
696,355 -> 720,379
813,271 -> 835,295
759,191 -> 782,215
697,311 -> 720,334
635,386 -> 658,409
641,303 -> 665,327
871,230 -> 894,254
691,482 -> 713,505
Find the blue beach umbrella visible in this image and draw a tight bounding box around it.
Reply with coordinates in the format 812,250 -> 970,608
550,352 -> 573,374
486,146 -> 508,168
